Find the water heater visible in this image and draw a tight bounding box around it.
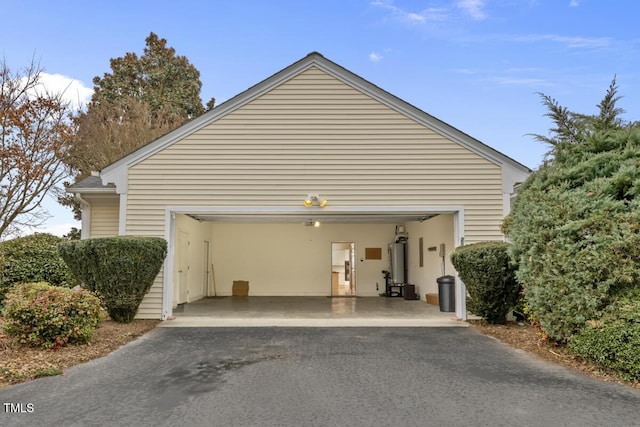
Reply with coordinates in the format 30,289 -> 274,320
389,242 -> 406,284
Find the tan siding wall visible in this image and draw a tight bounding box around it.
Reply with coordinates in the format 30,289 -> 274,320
89,205 -> 119,238
127,66 -> 505,318
136,271 -> 163,319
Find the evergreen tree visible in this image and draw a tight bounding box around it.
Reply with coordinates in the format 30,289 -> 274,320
91,32 -> 205,119
506,79 -> 640,341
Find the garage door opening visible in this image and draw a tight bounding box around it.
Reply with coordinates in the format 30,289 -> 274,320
163,207 -> 467,320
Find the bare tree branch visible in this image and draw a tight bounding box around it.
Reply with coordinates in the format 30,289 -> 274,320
0,58 -> 73,239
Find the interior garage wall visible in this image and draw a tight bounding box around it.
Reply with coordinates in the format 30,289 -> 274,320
405,215 -> 455,299
209,222 -> 397,296
174,214 -> 211,305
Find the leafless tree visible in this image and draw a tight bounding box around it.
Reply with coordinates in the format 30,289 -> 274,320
0,59 -> 74,238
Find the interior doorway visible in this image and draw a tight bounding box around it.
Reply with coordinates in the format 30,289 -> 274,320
331,242 -> 356,296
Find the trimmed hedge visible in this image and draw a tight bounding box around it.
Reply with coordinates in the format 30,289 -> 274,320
3,282 -> 104,349
0,233 -> 75,305
58,236 -> 167,323
568,290 -> 640,381
450,241 -> 520,324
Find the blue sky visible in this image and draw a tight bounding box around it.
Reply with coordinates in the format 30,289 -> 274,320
2,0 -> 639,235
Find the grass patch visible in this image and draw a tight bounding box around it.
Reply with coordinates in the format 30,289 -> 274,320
33,367 -> 63,378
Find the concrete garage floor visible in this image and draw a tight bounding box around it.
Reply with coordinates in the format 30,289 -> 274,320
162,296 -> 466,327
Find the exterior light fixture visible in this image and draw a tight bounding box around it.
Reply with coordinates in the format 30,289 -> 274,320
303,194 -> 328,207
304,219 -> 321,227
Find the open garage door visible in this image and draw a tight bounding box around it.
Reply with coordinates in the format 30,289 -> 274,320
162,206 -> 466,320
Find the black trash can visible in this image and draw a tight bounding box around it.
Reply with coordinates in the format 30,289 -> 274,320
437,275 -> 456,312
404,284 -> 417,300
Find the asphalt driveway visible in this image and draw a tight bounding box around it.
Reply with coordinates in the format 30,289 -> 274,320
1,327 -> 639,427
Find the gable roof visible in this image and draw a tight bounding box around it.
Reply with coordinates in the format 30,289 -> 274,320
100,52 -> 530,189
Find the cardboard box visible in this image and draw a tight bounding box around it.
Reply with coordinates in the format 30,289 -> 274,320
426,293 -> 439,305
232,280 -> 249,296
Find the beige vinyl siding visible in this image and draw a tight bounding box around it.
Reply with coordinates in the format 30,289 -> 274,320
89,205 -> 119,238
127,66 -> 505,317
136,268 -> 163,318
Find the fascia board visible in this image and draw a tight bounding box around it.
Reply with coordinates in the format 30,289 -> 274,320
65,186 -> 116,194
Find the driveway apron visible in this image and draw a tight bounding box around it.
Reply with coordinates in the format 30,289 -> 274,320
1,327 -> 639,427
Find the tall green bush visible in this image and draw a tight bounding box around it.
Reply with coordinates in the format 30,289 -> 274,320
3,282 -> 104,349
58,236 -> 167,323
568,290 -> 640,381
450,241 -> 520,324
0,233 -> 75,305
506,81 -> 640,341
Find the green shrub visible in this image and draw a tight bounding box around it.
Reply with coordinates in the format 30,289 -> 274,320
508,129 -> 640,341
3,282 -> 104,349
58,237 -> 167,323
506,82 -> 640,342
568,290 -> 640,381
0,233 -> 76,305
450,241 -> 520,324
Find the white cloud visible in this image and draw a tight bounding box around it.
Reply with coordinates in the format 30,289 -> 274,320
515,34 -> 611,49
453,68 -> 479,74
457,0 -> 487,20
505,67 -> 543,73
371,0 -> 448,24
569,0 -> 579,6
491,76 -> 550,86
34,73 -> 93,110
369,52 -> 384,62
